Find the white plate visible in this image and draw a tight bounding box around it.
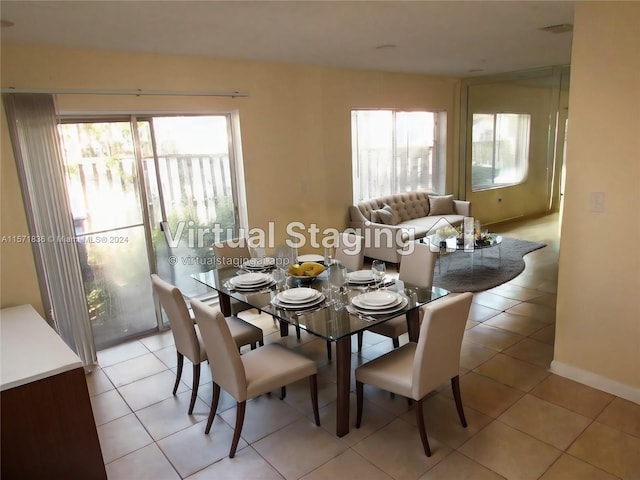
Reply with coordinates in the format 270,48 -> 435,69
230,281 -> 274,292
352,293 -> 403,311
351,297 -> 408,315
272,294 -> 325,310
243,257 -> 276,269
297,254 -> 325,263
357,291 -> 397,307
280,287 -> 318,302
276,291 -> 321,305
349,270 -> 375,282
230,273 -> 270,287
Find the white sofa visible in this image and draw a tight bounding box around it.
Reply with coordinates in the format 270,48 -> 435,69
348,191 -> 471,264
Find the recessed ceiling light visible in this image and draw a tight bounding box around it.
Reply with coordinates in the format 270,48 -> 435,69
374,44 -> 397,50
1,19 -> 15,28
539,23 -> 573,34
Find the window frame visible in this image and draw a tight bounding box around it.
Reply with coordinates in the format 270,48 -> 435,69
351,109 -> 446,203
470,111 -> 531,192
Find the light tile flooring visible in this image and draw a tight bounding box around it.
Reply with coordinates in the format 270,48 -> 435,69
88,214 -> 640,479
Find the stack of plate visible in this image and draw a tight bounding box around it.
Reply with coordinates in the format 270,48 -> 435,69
242,257 -> 276,271
350,291 -> 408,316
297,254 -> 325,264
347,269 -> 376,285
228,272 -> 274,291
272,287 -> 325,310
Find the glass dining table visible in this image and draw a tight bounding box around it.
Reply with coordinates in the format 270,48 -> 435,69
191,264 -> 449,437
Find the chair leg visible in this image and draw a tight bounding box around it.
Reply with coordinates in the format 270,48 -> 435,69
414,398 -> 432,457
451,375 -> 467,427
357,332 -> 364,352
326,340 -> 332,361
173,351 -> 184,395
250,342 -> 256,350
188,363 -> 200,415
309,374 -> 320,426
392,337 -> 400,349
280,386 -> 286,400
229,401 -> 246,458
205,382 -> 221,434
355,381 -> 364,428
295,325 -> 301,339
259,339 -> 264,347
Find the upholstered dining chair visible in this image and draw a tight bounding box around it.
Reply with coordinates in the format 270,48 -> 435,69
150,274 -> 264,415
334,232 -> 365,271
357,241 -> 437,351
214,238 -> 302,339
191,298 -> 320,458
355,292 -> 473,456
213,238 -> 261,316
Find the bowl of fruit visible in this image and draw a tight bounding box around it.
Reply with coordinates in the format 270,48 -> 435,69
288,262 -> 325,283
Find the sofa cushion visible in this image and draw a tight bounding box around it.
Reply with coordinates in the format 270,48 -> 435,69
375,204 -> 398,225
428,194 -> 455,215
397,215 -> 465,239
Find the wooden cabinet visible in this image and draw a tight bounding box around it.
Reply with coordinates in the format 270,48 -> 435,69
1,305 -> 106,479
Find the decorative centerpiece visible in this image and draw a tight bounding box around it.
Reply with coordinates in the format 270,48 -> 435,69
288,261 -> 325,283
475,232 -> 493,247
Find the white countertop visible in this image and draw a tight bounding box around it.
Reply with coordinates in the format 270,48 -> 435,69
1,304 -> 83,391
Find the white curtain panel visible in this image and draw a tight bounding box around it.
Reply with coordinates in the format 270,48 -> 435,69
3,93 -> 97,368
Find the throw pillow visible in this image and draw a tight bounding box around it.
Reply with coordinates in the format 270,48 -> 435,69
428,195 -> 455,216
375,204 -> 398,225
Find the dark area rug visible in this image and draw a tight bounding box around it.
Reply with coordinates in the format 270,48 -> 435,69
432,236 -> 546,293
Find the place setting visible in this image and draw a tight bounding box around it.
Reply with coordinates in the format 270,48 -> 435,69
226,272 -> 275,292
347,290 -> 408,320
347,262 -> 395,289
241,256 -> 277,272
271,287 -> 326,312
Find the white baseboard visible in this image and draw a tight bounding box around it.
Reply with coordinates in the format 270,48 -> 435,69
549,360 -> 640,404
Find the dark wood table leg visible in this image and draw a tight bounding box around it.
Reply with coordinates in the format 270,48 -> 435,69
406,308 -> 420,342
335,336 -> 351,437
279,320 -> 289,337
219,292 -> 232,316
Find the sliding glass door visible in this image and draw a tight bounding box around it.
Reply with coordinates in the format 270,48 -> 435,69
143,116 -> 240,299
58,115 -> 240,348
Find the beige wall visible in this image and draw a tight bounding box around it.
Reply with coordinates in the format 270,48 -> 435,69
0,45 -> 459,309
554,2 -> 640,398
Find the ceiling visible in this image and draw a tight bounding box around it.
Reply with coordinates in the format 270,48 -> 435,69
0,1 -> 575,78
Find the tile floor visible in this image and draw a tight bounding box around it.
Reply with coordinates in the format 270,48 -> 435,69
88,214 -> 640,479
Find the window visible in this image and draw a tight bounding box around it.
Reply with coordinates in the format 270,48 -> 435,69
471,113 -> 531,191
351,110 -> 446,202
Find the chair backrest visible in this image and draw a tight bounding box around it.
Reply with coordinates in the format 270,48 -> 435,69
191,298 -> 248,401
213,238 -> 251,269
399,242 -> 437,288
412,292 -> 473,399
150,274 -> 201,363
334,232 -> 365,271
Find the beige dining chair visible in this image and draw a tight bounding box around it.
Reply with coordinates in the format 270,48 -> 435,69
357,241 -> 437,351
150,274 -> 264,415
214,238 -> 302,339
213,238 -> 260,315
355,292 -> 473,456
191,298 -> 320,458
334,232 -> 365,271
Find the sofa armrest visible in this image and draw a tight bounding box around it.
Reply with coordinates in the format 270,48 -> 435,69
453,200 -> 472,217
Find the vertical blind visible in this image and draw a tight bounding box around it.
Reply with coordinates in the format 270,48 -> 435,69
3,93 -> 97,367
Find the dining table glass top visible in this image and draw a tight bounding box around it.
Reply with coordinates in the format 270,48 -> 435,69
191,263 -> 450,342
